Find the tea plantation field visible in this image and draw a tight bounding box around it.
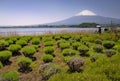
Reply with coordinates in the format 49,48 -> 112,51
0,31 -> 120,81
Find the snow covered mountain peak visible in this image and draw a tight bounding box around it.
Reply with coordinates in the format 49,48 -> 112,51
75,10 -> 97,16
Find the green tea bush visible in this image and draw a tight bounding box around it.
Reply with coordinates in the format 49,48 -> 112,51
0,51 -> 12,63
17,57 -> 32,72
88,54 -> 120,81
30,45 -> 39,51
81,37 -> 91,43
0,40 -> 9,50
104,49 -> 116,57
78,45 -> 89,56
3,37 -> 9,40
57,39 -> 66,47
93,45 -> 103,53
30,45 -> 39,49
48,72 -> 109,81
16,40 -> 27,47
113,45 -> 120,52
72,35 -> 82,41
44,41 -> 53,46
64,56 -> 78,63
0,71 -> 19,81
116,39 -> 120,43
64,56 -> 72,63
7,40 -> 14,45
39,63 -> 61,80
103,41 -> 115,49
62,49 -> 77,56
62,35 -> 71,40
41,54 -> 53,63
0,62 -> 3,68
8,44 -> 21,54
9,37 -> 18,43
59,43 -> 70,50
53,35 -> 61,40
90,53 -> 101,62
44,46 -> 54,54
43,37 -> 52,42
21,46 -> 36,57
72,42 -> 80,50
20,36 -> 31,42
69,39 -> 76,45
95,39 -> 102,44
38,36 -> 42,40
31,38 -> 40,45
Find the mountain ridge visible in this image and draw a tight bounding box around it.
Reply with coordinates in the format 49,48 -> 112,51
46,15 -> 120,25
46,10 -> 120,25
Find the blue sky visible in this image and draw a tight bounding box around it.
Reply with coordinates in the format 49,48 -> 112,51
0,0 -> 120,26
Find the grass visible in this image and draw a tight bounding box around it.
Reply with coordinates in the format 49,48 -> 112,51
0,30 -> 120,81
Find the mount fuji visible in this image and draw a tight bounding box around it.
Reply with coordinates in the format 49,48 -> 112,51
47,10 -> 120,25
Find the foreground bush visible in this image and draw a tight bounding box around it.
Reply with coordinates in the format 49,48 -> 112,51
68,58 -> 84,72
72,35 -> 82,41
62,35 -> 71,40
69,39 -> 76,45
16,40 -> 27,47
57,39 -> 66,47
64,56 -> 78,64
93,45 -> 103,53
49,53 -> 120,81
90,53 -> 101,62
81,37 -> 91,43
44,46 -> 54,54
78,45 -> 89,56
21,46 -> 36,57
72,42 -> 80,50
30,45 -> 39,51
39,63 -> 61,80
9,37 -> 18,43
20,36 -> 31,42
113,45 -> 120,52
103,41 -> 115,49
44,41 -> 53,46
104,49 -> 116,57
95,39 -> 102,44
59,43 -> 70,50
0,40 -> 9,50
8,44 -> 21,55
31,38 -> 40,45
0,62 -> 3,68
48,72 -> 109,81
41,54 -> 53,63
17,57 -> 32,73
43,37 -> 52,42
0,51 -> 12,64
53,35 -> 61,40
0,71 -> 19,81
7,40 -> 14,45
62,49 -> 77,56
